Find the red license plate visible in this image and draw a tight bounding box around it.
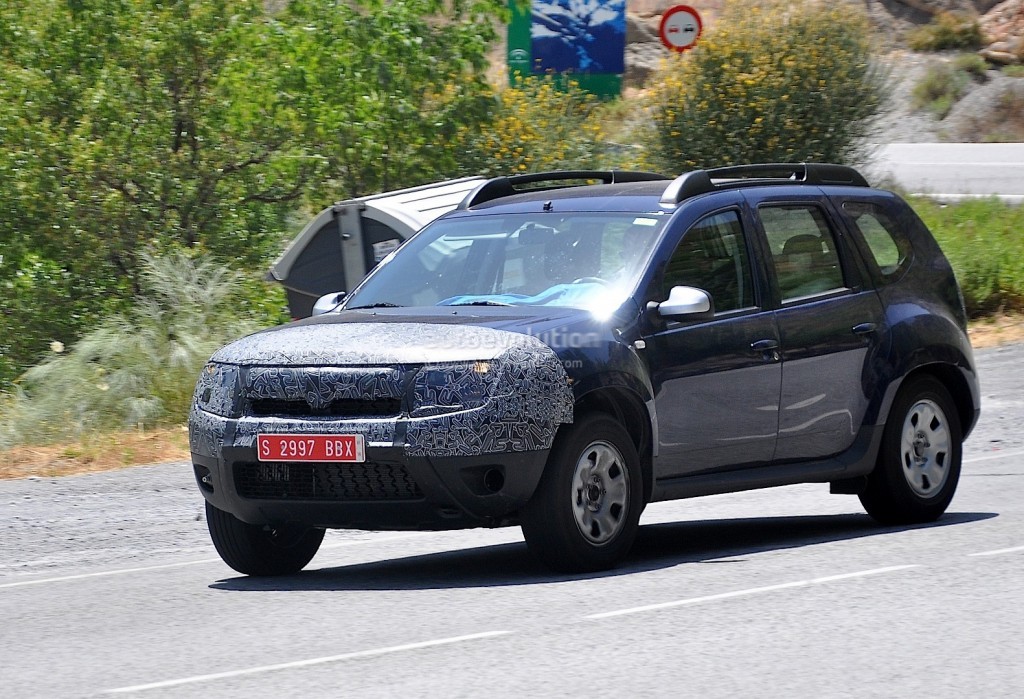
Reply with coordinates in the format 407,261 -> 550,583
256,434 -> 365,463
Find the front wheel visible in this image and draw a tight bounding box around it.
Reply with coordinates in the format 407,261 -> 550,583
520,414 -> 643,573
859,376 -> 962,525
206,501 -> 325,576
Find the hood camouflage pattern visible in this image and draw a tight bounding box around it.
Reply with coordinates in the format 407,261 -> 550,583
209,322 -> 544,366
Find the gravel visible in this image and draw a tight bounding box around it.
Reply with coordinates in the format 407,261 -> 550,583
0,463 -> 209,579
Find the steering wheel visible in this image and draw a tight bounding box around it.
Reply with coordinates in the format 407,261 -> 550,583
571,277 -> 610,286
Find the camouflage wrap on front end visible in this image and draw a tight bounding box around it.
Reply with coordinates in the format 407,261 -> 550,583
405,344 -> 573,456
188,322 -> 574,460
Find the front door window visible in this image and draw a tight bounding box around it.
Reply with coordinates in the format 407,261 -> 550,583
661,210 -> 756,313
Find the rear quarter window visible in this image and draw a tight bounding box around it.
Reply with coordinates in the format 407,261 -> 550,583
841,201 -> 913,284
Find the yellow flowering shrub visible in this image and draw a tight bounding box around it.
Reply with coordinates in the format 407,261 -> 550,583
641,0 -> 888,173
454,75 -> 605,176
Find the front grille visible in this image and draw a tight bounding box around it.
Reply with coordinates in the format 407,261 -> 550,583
248,398 -> 401,418
234,461 -> 423,501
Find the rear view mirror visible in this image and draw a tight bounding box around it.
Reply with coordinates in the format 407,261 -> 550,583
311,291 -> 346,316
516,223 -> 559,246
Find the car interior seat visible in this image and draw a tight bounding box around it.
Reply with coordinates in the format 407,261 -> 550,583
778,233 -> 827,297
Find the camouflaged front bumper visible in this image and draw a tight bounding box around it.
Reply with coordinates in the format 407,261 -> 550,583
187,323 -> 574,529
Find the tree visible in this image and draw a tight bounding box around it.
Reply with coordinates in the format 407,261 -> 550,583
0,0 -> 316,387
276,0 -> 503,199
0,0 -> 505,389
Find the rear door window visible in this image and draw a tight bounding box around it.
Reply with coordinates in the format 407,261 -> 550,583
759,205 -> 846,302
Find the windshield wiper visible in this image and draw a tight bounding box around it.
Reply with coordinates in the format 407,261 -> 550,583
347,302 -> 403,310
447,301 -> 515,307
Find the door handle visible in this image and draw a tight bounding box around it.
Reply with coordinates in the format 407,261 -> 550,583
750,339 -> 781,362
852,322 -> 877,336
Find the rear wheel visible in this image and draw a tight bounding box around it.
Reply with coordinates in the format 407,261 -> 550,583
520,414 -> 643,573
206,501 -> 324,576
859,376 -> 962,525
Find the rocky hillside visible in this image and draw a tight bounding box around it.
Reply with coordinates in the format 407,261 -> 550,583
622,0 -> 1024,143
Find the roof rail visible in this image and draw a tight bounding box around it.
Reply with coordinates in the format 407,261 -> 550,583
659,163 -> 870,206
458,170 -> 668,210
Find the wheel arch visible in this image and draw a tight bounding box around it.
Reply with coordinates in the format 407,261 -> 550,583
881,302 -> 980,438
572,385 -> 655,504
896,363 -> 978,439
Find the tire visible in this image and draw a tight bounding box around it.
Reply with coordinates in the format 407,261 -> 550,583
520,413 -> 644,573
206,501 -> 325,576
859,375 -> 962,525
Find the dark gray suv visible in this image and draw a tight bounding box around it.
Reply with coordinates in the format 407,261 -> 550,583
189,164 -> 980,575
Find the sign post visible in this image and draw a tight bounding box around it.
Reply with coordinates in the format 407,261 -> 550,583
659,5 -> 703,53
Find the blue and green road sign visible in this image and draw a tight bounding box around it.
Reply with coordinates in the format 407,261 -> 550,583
507,0 -> 626,98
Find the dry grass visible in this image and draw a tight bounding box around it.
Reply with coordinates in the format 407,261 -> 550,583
2,314 -> 1022,481
968,312 -> 1024,348
0,427 -> 190,480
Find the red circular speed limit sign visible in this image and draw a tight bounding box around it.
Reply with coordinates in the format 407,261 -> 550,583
659,5 -> 703,52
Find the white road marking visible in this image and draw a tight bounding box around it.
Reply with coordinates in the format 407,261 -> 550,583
912,194 -> 1024,203
968,546 -> 1024,557
104,630 -> 511,694
585,565 -> 920,620
0,559 -> 222,589
0,533 -> 428,590
963,449 -> 1024,465
896,163 -> 1024,168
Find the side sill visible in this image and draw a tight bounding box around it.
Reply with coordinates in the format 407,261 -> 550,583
650,425 -> 882,502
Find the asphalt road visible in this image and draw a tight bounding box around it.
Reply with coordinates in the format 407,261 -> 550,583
869,143 -> 1024,201
2,344 -> 1023,698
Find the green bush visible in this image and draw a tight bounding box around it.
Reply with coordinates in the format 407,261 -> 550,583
0,253 -> 127,391
451,75 -> 607,176
907,12 -> 985,52
0,252 -> 275,445
640,0 -> 888,173
952,53 -> 990,80
912,63 -> 970,118
912,197 -> 1024,316
1002,65 -> 1024,78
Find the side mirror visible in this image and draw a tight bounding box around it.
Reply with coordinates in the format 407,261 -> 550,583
655,285 -> 714,320
311,291 -> 346,316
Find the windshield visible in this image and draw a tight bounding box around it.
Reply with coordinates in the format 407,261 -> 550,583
344,212 -> 666,311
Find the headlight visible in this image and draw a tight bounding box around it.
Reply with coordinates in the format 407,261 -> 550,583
193,363 -> 242,418
411,361 -> 497,417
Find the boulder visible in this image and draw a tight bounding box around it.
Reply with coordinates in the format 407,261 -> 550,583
979,0 -> 1024,44
979,48 -> 1020,62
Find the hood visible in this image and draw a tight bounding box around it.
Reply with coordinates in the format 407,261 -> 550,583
209,305 -> 635,367
210,318 -> 552,366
